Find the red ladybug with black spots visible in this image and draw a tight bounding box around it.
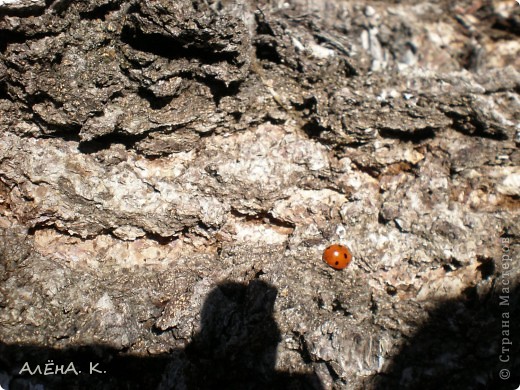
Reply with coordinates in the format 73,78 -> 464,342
322,244 -> 352,270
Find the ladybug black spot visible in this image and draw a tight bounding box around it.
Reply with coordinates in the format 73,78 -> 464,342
344,253 -> 347,258
335,261 -> 339,265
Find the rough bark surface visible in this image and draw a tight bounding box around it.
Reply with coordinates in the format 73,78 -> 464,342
0,0 -> 519,389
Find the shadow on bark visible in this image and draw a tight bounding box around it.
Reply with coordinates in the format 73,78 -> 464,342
0,280 -> 323,389
181,280 -> 323,389
372,283 -> 519,390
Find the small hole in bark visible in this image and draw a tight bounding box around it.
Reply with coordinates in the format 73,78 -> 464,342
476,256 -> 494,280
386,285 -> 397,296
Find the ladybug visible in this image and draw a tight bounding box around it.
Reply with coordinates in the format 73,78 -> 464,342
322,244 -> 352,270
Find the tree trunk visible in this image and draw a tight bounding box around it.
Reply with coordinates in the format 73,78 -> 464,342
0,1 -> 518,388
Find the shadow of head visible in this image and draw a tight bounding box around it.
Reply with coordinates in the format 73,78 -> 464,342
185,280 -> 281,388
189,280 -> 281,363
183,280 -> 323,390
